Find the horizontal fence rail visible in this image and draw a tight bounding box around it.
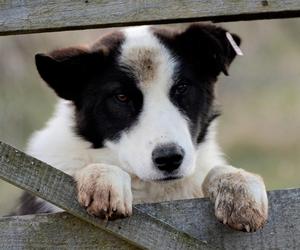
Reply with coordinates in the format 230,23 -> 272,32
0,141 -> 300,249
0,0 -> 300,35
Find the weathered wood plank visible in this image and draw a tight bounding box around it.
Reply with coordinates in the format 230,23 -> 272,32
0,141 -> 210,250
137,188 -> 300,250
0,142 -> 299,249
1,0 -> 300,35
0,212 -> 139,250
1,189 -> 299,249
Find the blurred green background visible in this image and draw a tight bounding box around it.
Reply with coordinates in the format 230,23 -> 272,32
0,19 -> 299,216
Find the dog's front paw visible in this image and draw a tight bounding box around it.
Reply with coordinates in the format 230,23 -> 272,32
75,163 -> 132,220
203,167 -> 268,232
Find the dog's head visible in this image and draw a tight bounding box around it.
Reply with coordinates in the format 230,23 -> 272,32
35,24 -> 241,181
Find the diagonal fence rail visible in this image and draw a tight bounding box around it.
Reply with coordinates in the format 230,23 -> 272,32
0,141 -> 210,250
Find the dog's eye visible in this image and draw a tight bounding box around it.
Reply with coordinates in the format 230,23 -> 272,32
115,94 -> 130,103
174,83 -> 188,95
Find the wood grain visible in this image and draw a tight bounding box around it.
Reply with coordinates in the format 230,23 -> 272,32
0,141 -> 210,250
0,0 -> 300,35
137,188 -> 300,250
0,143 -> 299,249
1,188 -> 299,249
0,212 -> 139,250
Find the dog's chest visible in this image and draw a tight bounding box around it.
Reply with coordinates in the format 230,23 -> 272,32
130,176 -> 204,204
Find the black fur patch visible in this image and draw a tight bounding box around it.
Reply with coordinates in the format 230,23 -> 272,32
11,192 -> 54,215
153,24 -> 240,144
75,65 -> 143,147
35,32 -> 144,148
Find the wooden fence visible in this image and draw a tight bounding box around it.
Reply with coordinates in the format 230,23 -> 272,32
1,0 -> 300,35
1,141 -> 300,249
0,1 -> 300,249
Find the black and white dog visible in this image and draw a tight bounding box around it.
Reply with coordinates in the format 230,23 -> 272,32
18,24 -> 268,232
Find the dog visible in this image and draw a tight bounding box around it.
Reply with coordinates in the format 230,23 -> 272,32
17,24 -> 268,232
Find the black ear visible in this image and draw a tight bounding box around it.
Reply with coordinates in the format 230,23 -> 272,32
154,24 -> 241,77
179,24 -> 241,76
202,25 -> 241,75
35,47 -> 101,100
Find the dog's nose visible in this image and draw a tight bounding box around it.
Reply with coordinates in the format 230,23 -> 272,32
152,144 -> 185,173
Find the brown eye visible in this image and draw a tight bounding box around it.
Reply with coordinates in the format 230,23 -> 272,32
115,94 -> 129,103
174,84 -> 188,94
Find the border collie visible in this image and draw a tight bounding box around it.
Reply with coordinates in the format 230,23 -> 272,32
17,24 -> 268,232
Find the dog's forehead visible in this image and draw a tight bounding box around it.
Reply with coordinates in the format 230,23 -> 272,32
119,26 -> 176,88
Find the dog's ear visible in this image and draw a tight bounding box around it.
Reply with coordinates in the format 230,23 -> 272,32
154,24 -> 241,77
191,24 -> 241,76
35,47 -> 102,101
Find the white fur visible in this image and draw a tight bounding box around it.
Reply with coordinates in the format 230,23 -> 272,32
107,26 -> 195,181
202,165 -> 268,231
27,26 -> 268,229
28,99 -> 223,207
75,163 -> 132,217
